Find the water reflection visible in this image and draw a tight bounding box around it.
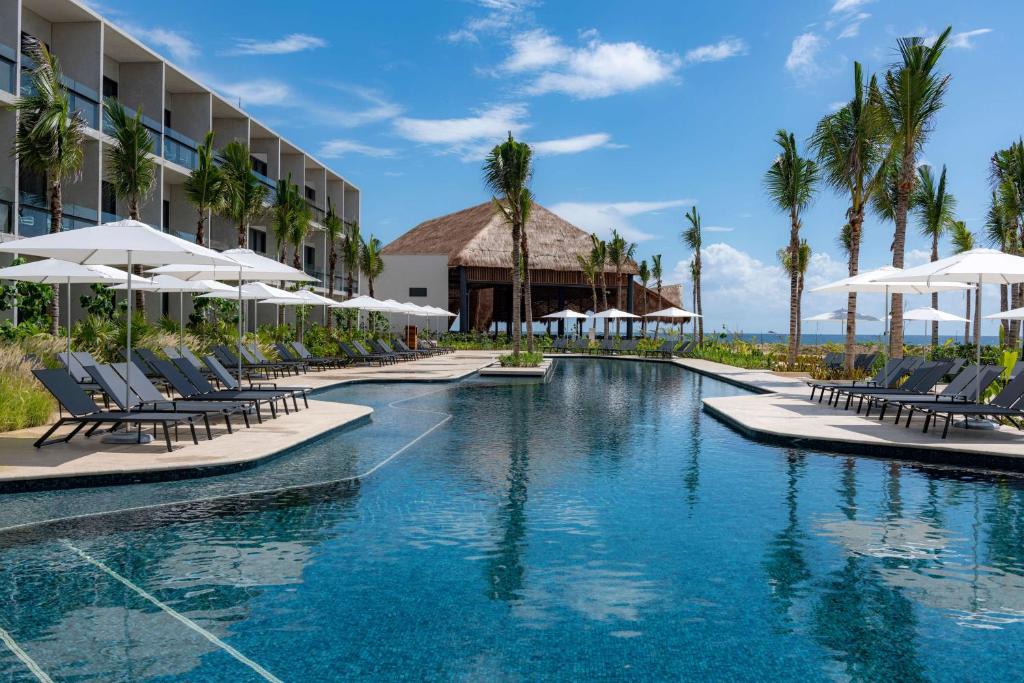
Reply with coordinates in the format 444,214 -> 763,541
763,451 -> 810,618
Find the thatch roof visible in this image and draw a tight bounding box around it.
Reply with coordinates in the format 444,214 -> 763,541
383,202 -> 636,274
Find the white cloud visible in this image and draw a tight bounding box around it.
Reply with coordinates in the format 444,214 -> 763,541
393,103 -> 529,159
317,139 -> 396,158
446,0 -> 535,43
548,199 -> 694,242
216,79 -> 292,106
120,24 -> 198,63
838,13 -> 870,39
501,30 -> 681,99
946,28 -> 993,49
684,37 -> 748,65
530,133 -> 617,156
829,100 -> 847,111
227,33 -> 326,56
313,84 -> 402,127
830,0 -> 873,13
785,33 -> 826,82
906,248 -> 932,267
703,226 -> 734,233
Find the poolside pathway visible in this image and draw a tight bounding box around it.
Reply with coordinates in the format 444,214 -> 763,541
0,351 -> 499,489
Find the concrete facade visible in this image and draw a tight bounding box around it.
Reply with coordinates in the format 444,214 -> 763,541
374,254 -> 452,332
0,0 -> 361,329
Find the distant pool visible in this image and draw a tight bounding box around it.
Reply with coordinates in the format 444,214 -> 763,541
2,359 -> 1024,681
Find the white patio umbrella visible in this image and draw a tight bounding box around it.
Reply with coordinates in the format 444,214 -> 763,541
902,306 -> 970,340
0,219 -> 238,442
591,308 -> 640,319
643,306 -> 700,318
542,309 -> 589,336
0,258 -> 131,364
803,309 -> 882,322
112,274 -> 215,350
985,306 -> 1024,320
876,247 -> 1024,398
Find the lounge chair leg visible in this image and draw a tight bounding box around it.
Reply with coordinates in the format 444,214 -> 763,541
224,414 -> 233,434
164,422 -> 174,451
942,414 -> 951,439
905,407 -> 915,428
62,421 -> 87,443
203,415 -> 212,440
242,410 -> 250,429
923,413 -> 931,433
189,420 -> 199,445
34,419 -> 67,448
301,392 -> 309,408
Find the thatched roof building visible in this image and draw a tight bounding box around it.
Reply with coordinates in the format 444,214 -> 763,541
381,201 -> 679,335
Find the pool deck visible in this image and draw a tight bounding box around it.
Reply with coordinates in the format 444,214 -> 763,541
681,357 -> 1024,470
0,351 -> 499,490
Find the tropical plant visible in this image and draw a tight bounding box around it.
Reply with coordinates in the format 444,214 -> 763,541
764,130 -> 818,367
637,259 -> 651,335
606,229 -> 637,336
343,221 -> 361,299
591,234 -> 609,335
576,252 -> 598,317
949,220 -> 976,343
269,176 -> 298,263
912,164 -> 957,346
777,240 -> 812,345
0,258 -> 54,328
651,254 -> 664,338
483,133 -> 534,355
360,235 -> 384,298
880,26 -> 952,358
290,200 -> 312,271
220,140 -> 268,248
986,190 -> 1018,337
8,36 -> 86,334
183,131 -> 223,247
682,207 -> 704,343
808,61 -> 887,371
990,140 -> 1024,347
325,198 -> 343,328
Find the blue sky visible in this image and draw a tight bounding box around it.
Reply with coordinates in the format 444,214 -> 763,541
93,0 -> 1024,334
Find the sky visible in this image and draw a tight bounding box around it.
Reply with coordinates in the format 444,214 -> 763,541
89,0 -> 1024,335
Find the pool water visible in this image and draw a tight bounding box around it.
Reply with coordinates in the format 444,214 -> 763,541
2,359 -> 1024,681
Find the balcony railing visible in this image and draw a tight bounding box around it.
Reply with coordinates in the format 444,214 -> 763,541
20,55 -> 100,129
0,186 -> 13,234
103,102 -> 162,146
19,192 -> 98,237
306,200 -> 325,224
163,127 -> 198,169
0,42 -> 15,94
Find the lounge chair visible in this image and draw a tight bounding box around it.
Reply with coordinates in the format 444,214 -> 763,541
834,362 -> 952,412
810,357 -> 916,403
338,342 -> 383,366
32,368 -> 204,452
56,351 -> 102,392
642,340 -> 676,358
673,340 -> 696,357
419,339 -> 453,354
285,342 -> 347,369
150,357 -> 279,420
597,338 -> 618,355
235,344 -> 298,377
203,355 -> 311,410
392,337 -> 434,358
549,338 -> 568,353
618,339 -> 639,355
878,365 -> 1003,425
917,372 -> 1024,438
352,341 -> 398,365
247,343 -> 307,374
371,339 -> 416,361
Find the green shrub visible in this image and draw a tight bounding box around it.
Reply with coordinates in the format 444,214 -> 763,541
497,351 -> 544,367
0,347 -> 54,432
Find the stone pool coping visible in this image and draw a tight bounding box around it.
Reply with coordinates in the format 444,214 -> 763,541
479,359 -> 554,377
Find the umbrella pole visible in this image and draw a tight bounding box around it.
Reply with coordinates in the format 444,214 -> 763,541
238,266 -> 243,385
66,277 -> 71,365
179,291 -> 184,351
125,251 -> 133,418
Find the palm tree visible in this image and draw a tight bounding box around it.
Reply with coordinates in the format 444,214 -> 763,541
576,253 -> 598,318
808,62 -> 887,371
986,190 -> 1017,337
637,259 -> 651,336
591,234 -> 609,336
912,164 -> 957,346
360,235 -> 384,298
990,140 -> 1024,347
324,198 -> 343,328
778,240 -> 812,344
220,140 -> 268,248
651,254 -> 664,338
343,221 -> 361,300
683,207 -> 704,343
183,131 -> 223,248
949,220 -> 977,344
606,229 -> 637,336
290,201 -> 312,271
764,130 -> 819,367
483,133 -> 534,355
880,26 -> 952,358
104,97 -> 157,311
8,36 -> 86,334
269,176 -> 298,263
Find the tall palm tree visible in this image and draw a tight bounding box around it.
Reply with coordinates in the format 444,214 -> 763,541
764,130 -> 819,367
880,26 -> 952,358
324,198 -> 343,328
682,207 -> 704,343
343,221 -> 361,299
986,190 -> 1017,336
990,140 -> 1024,347
912,164 -> 957,346
949,220 -> 976,344
651,254 -> 664,338
220,140 -> 267,248
290,201 -> 312,271
591,234 -> 609,336
104,97 -> 157,311
778,240 -> 812,345
808,62 -> 887,371
269,176 -> 298,263
576,252 -> 598,319
360,235 -> 384,298
637,259 -> 651,336
606,229 -> 637,336
483,133 -> 533,355
183,131 -> 223,248
9,36 -> 86,334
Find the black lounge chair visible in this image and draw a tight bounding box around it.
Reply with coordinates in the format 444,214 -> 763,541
549,338 -> 568,353
835,362 -> 951,412
597,338 -> 618,355
392,337 -> 433,358
150,357 -> 279,420
643,339 -> 678,358
56,351 -> 103,392
339,342 -> 383,366
674,340 -> 697,357
371,339 -> 416,361
203,355 -> 311,409
810,357 -> 916,403
917,372 -> 1024,438
618,339 -> 639,355
292,341 -> 349,368
419,339 -> 453,354
351,341 -> 397,365
32,368 -> 204,452
277,343 -> 335,370
878,365 -> 1003,426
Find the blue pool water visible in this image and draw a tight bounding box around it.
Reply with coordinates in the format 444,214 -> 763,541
2,359 -> 1024,681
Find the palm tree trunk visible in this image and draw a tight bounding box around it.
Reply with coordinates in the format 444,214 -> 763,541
1010,281 -> 1021,349
511,220 -> 522,354
237,220 -> 246,248
196,209 -> 206,247
787,212 -> 800,368
128,201 -> 145,313
327,252 -> 336,330
1000,284 -> 1009,340
599,269 -> 609,337
48,178 -> 62,335
930,233 -> 939,347
844,211 -> 863,373
890,149 -> 916,359
695,260 -> 703,343
521,229 -> 534,352
615,268 -> 623,337
655,285 -> 662,338
974,284 -> 982,347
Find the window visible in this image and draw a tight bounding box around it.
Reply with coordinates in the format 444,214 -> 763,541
409,287 -> 427,298
164,109 -> 172,128
102,76 -> 118,99
162,200 -> 170,232
251,157 -> 268,177
304,245 -> 316,269
101,181 -> 116,216
249,228 -> 267,254
161,293 -> 170,316
304,186 -> 316,202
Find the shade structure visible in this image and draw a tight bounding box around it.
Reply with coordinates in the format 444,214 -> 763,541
112,275 -> 218,350
542,309 -> 590,320
643,306 -> 700,318
986,306 -> 1024,320
334,295 -> 391,311
803,309 -> 881,322
811,265 -> 975,294
422,305 -> 457,317
591,308 -> 640,319
902,307 -> 970,323
198,282 -> 300,301
0,219 -> 239,442
0,259 -> 132,366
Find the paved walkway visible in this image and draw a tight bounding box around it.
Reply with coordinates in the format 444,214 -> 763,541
0,351 -> 499,488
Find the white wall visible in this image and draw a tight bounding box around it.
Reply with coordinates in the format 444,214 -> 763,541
374,254 -> 451,332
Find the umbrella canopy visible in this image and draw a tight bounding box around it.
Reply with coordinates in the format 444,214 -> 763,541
541,309 -> 590,320
902,307 -> 970,323
803,308 -> 881,322
591,308 -> 640,319
643,306 -> 701,319
109,274 -> 205,292
985,306 -> 1024,320
875,248 -> 1024,285
148,248 -> 314,282
423,305 -> 457,317
0,259 -> 131,284
334,295 -> 391,311
811,265 -> 975,294
198,282 -> 300,301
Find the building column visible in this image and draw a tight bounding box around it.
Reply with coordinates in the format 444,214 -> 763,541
557,286 -> 565,337
459,266 -> 469,332
626,277 -> 634,339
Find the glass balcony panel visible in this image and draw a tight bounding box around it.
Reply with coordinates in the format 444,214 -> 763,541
163,135 -> 197,169
0,201 -> 11,234
0,55 -> 14,94
19,63 -> 100,129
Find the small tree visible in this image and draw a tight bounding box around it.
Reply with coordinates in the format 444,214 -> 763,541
325,198 -> 343,328
220,140 -> 267,248
651,254 -> 663,338
637,259 -> 651,336
183,131 -> 224,247
682,207 -> 705,343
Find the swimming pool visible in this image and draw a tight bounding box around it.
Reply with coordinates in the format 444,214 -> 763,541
2,359 -> 1024,681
